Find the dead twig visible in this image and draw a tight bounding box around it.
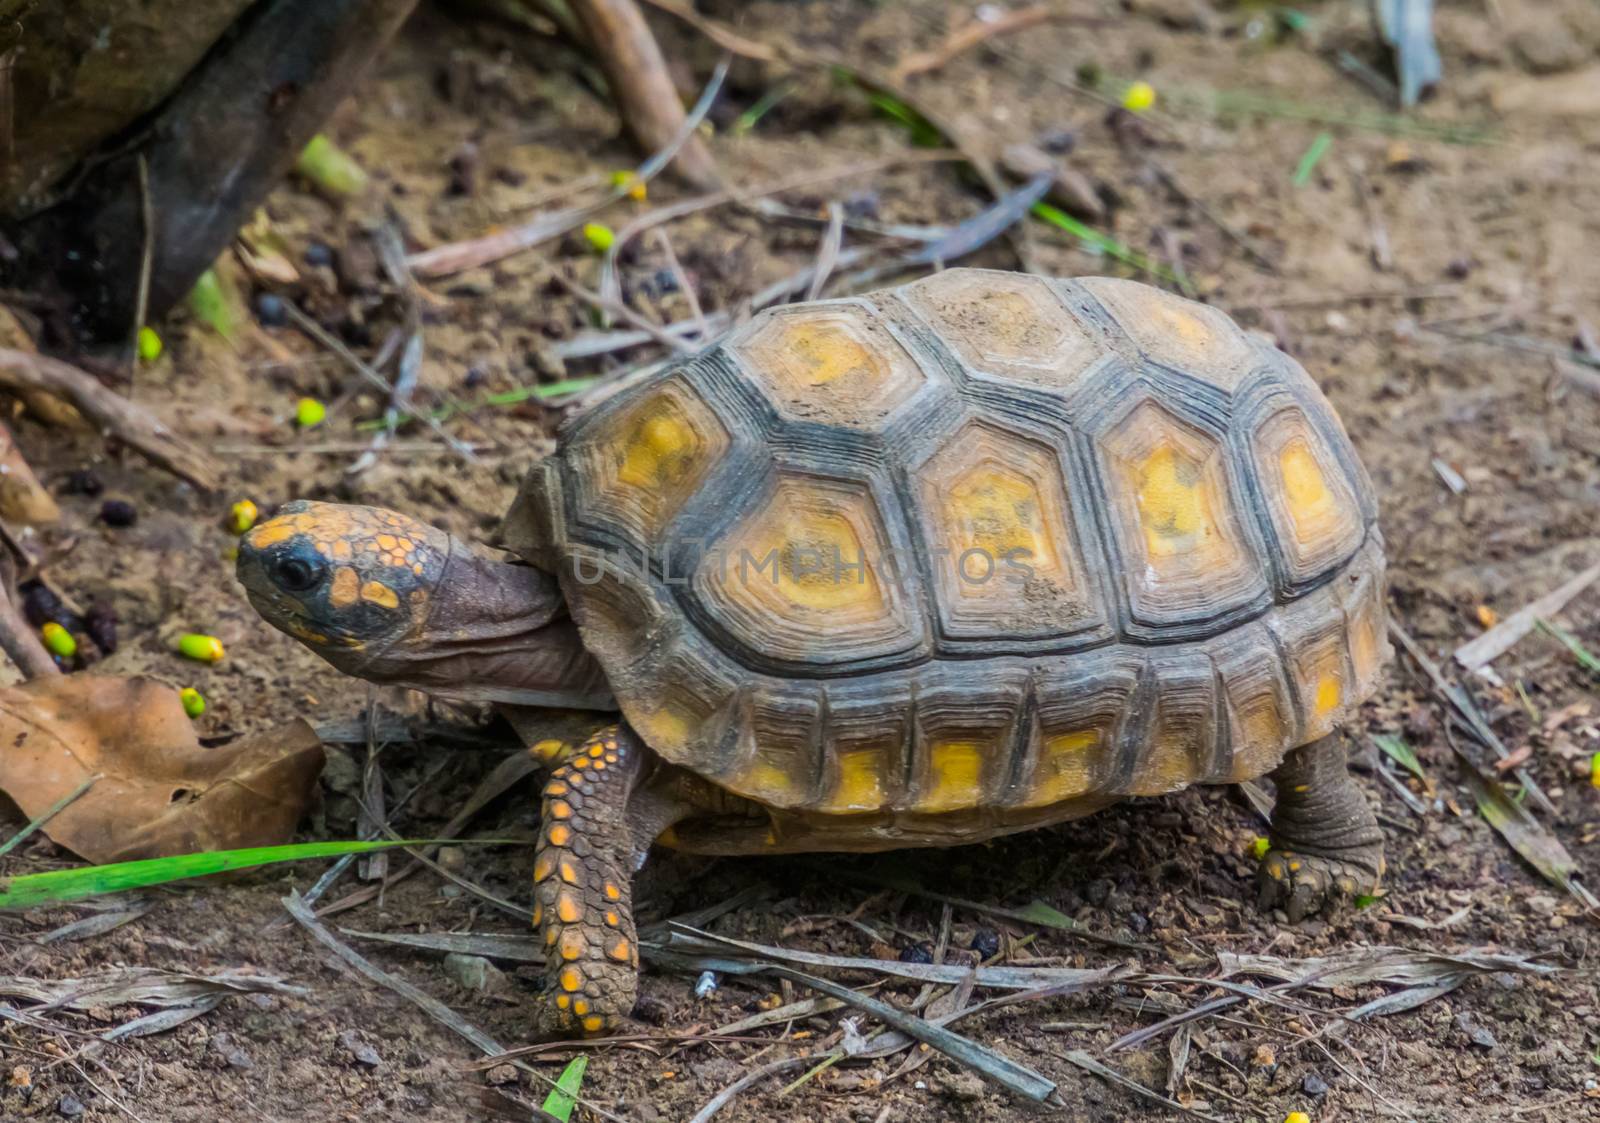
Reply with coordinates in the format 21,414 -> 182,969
1453,562 -> 1600,673
804,202 -> 844,303
407,57 -> 729,277
0,349 -> 220,489
568,0 -> 718,188
891,5 -> 1057,83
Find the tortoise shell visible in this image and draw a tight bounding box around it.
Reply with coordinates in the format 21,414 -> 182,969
509,269 -> 1388,849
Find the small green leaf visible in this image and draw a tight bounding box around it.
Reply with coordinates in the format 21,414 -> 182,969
188,268 -> 243,340
1292,131 -> 1333,186
1353,893 -> 1381,909
1372,733 -> 1426,782
295,134 -> 369,198
0,839 -> 449,910
540,1055 -> 588,1122
1537,618 -> 1600,675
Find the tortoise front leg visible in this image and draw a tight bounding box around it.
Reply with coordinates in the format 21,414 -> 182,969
531,723 -> 681,1037
1257,732 -> 1385,922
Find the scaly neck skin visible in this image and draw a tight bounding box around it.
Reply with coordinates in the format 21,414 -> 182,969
355,542 -> 615,710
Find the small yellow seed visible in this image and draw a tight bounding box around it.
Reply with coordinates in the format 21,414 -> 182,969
40,622 -> 76,659
177,633 -> 225,663
1122,80 -> 1157,113
1250,836 -> 1272,860
1284,1113 -> 1311,1123
227,499 -> 259,535
295,398 -> 327,428
1590,752 -> 1600,789
179,687 -> 206,718
137,326 -> 163,362
582,223 -> 615,253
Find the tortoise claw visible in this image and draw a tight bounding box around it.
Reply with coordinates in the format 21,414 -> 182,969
1256,847 -> 1383,923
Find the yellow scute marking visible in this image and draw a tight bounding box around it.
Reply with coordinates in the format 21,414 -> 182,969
617,407 -> 698,491
822,750 -> 885,813
1024,729 -> 1099,806
785,322 -> 884,388
1314,673 -> 1342,716
359,580 -> 399,609
746,500 -> 879,614
1279,439 -> 1337,540
919,741 -> 985,813
946,467 -> 1053,566
1135,444 -> 1211,557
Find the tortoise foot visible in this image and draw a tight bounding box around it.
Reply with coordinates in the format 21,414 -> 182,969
1256,845 -> 1383,922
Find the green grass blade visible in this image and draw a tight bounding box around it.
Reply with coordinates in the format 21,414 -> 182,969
1372,733 -> 1427,782
0,775 -> 98,860
540,1055 -> 588,1121
0,839 -> 464,911
1537,618 -> 1600,675
1292,132 -> 1333,186
1030,202 -> 1177,283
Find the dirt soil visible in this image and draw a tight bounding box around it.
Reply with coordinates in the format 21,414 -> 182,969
3,1 -> 1599,1120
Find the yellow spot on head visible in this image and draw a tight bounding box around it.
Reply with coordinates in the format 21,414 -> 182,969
245,521 -> 296,549
581,1015 -> 605,1035
573,998 -> 590,1017
328,566 -> 359,608
376,534 -> 398,551
555,994 -> 570,1009
331,539 -> 353,560
360,580 -> 399,609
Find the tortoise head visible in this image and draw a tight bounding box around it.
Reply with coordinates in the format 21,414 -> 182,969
236,500 -> 451,672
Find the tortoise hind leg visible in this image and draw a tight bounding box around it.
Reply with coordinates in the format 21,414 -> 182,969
1257,732 -> 1385,922
531,723 -> 681,1037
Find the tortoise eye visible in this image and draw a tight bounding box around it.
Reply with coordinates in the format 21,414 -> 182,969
271,555 -> 325,593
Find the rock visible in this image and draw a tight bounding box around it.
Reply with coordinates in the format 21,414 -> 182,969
1302,1071 -> 1329,1096
1492,66 -> 1600,118
1454,1012 -> 1498,1050
444,953 -> 506,993
934,1068 -> 986,1102
338,1029 -> 381,1068
1512,15 -> 1592,75
969,927 -> 1001,960
897,942 -> 934,964
485,1063 -> 518,1085
57,1092 -> 85,1118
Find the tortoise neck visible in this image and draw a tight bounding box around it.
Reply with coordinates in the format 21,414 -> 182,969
359,543 -> 615,710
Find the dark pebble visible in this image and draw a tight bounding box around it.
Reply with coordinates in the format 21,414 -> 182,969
62,468 -> 103,496
337,1029 -> 381,1068
57,1093 -> 85,1118
898,942 -> 934,964
304,242 -> 335,268
255,293 -> 287,327
1302,1072 -> 1329,1097
631,995 -> 670,1026
85,600 -> 118,654
970,927 -> 1001,960
1128,911 -> 1150,935
99,499 -> 137,527
1038,127 -> 1077,154
19,581 -> 67,630
463,363 -> 489,390
843,190 -> 880,221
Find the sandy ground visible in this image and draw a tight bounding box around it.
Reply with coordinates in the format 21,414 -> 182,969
1,1 -> 1598,1120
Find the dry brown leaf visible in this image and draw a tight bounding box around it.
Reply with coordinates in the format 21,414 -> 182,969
0,418 -> 59,525
0,675 -> 323,863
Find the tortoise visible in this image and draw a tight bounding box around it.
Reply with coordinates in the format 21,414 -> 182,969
237,269 -> 1389,1038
